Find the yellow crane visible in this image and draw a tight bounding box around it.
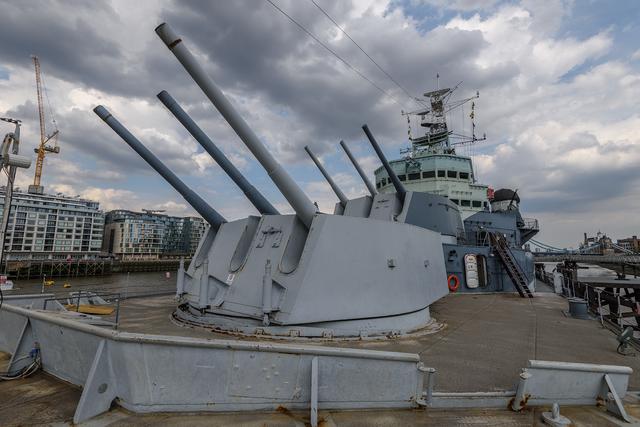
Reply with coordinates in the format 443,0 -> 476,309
28,56 -> 59,195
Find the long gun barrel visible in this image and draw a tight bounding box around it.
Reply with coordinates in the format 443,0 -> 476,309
94,105 -> 227,230
339,140 -> 377,197
304,145 -> 348,207
362,124 -> 406,201
155,23 -> 317,228
157,90 -> 279,216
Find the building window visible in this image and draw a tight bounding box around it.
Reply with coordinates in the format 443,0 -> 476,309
447,170 -> 457,178
408,172 -> 421,180
459,172 -> 469,180
422,170 -> 435,178
472,200 -> 482,208
437,170 -> 445,178
461,200 -> 471,207
451,199 -> 459,205
376,181 -> 381,189
398,174 -> 407,181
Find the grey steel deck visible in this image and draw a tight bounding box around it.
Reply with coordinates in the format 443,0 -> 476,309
4,286 -> 640,426
2,371 -> 638,427
111,286 -> 640,392
2,353 -> 640,427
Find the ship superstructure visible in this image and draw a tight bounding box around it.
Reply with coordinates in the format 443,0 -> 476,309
368,84 -> 540,294
374,87 -> 489,218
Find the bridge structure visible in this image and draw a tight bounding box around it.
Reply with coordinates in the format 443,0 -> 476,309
530,239 -> 640,267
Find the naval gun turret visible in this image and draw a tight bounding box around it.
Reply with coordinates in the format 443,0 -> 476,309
359,124 -> 464,243
95,22 -> 453,338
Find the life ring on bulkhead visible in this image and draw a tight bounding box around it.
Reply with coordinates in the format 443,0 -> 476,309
447,274 -> 460,292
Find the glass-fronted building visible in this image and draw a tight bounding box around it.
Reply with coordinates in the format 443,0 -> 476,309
102,210 -> 206,260
0,188 -> 104,260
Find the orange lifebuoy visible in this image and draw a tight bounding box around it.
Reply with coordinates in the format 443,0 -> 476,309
448,274 -> 460,292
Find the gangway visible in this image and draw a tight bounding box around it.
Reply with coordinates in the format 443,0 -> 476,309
490,231 -> 533,298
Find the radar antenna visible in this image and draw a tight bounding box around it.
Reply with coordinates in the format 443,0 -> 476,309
401,77 -> 485,156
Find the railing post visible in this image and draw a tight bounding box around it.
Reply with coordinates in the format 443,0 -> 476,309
417,363 -> 436,407
597,289 -> 604,326
425,367 -> 436,405
585,284 -> 589,306
511,369 -> 531,411
114,298 -> 120,330
617,292 -> 622,328
310,356 -> 318,427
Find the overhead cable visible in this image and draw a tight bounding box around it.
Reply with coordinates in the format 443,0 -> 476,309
264,0 -> 407,109
309,0 -> 426,109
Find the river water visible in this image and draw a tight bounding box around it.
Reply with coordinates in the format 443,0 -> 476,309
4,271 -> 176,298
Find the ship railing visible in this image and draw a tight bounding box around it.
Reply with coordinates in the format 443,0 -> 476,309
538,271 -> 640,349
460,227 -> 515,247
522,217 -> 539,230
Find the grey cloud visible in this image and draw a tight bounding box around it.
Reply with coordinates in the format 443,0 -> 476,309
0,2 -> 128,93
563,132 -> 600,150
157,0 -> 499,162
60,108 -> 149,170
525,166 -> 640,213
486,130 -> 640,215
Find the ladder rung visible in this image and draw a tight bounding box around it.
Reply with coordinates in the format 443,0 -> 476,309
489,231 -> 532,298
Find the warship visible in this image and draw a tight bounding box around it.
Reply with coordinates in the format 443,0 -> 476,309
1,22 -> 640,427
349,86 -> 539,297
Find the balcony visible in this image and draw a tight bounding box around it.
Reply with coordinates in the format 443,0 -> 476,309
522,218 -> 539,231
520,217 -> 539,243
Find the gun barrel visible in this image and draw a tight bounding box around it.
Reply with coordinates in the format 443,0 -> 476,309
155,23 -> 316,228
94,105 -> 227,230
304,145 -> 348,207
158,91 -> 279,216
362,124 -> 406,199
339,140 -> 377,197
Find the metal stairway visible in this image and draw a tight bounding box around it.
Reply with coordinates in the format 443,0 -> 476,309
489,232 -> 533,298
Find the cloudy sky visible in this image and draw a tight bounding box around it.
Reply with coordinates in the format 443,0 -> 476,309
0,0 -> 638,248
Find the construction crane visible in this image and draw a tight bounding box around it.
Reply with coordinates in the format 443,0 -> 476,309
28,55 -> 59,195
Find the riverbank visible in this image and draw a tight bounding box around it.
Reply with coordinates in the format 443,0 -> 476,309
5,258 -> 191,280
3,271 -> 176,298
